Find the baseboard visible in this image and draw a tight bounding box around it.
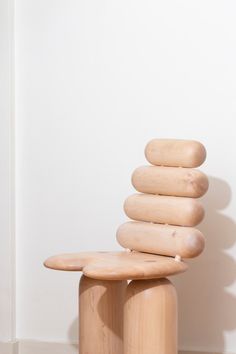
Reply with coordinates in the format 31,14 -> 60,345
18,340 -> 77,354
0,341 -> 18,354
0,340 -> 234,354
0,341 -> 77,354
180,352 -> 221,354
180,352 -> 223,354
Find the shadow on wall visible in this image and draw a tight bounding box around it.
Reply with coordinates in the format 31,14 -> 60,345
174,176 -> 236,351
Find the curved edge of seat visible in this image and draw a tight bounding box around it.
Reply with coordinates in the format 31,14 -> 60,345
44,251 -> 112,271
44,251 -> 188,280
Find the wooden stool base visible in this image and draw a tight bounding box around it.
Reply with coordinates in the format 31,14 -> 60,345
79,276 -> 177,354
124,278 -> 177,354
79,275 -> 127,354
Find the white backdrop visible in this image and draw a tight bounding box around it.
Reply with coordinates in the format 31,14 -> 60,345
15,0 -> 236,352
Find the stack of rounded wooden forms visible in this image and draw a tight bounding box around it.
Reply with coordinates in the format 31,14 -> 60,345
44,139 -> 208,281
118,138 -> 208,259
44,139 -> 208,354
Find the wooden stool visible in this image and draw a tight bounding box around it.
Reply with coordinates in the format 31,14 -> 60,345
44,138 -> 208,354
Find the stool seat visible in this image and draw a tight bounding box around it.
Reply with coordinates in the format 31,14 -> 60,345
44,251 -> 187,280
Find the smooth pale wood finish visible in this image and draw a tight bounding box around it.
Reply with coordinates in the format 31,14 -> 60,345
117,221 -> 205,258
44,252 -> 103,271
145,139 -> 206,167
43,138 -> 209,354
124,193 -> 204,226
44,251 -> 188,280
79,275 -> 127,354
132,165 -> 209,197
124,278 -> 177,354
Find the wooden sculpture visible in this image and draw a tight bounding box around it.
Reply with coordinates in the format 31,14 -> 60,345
44,138 -> 208,354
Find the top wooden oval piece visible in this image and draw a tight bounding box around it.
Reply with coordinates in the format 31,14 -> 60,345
145,139 -> 206,168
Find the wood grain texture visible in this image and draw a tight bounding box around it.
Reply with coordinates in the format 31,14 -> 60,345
124,193 -> 204,226
132,165 -> 208,197
44,251 -> 187,280
44,251 -> 102,271
117,221 -> 205,258
124,278 -> 177,354
145,139 -> 206,168
79,275 -> 127,354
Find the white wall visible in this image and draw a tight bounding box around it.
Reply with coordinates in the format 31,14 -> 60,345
0,0 -> 15,342
15,0 -> 236,352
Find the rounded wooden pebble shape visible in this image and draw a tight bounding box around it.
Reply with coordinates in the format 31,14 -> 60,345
124,193 -> 204,227
132,165 -> 209,197
124,278 -> 177,354
44,251 -> 188,280
83,252 -> 187,280
117,221 -> 205,258
145,139 -> 206,168
44,251 -> 107,271
79,275 -> 126,354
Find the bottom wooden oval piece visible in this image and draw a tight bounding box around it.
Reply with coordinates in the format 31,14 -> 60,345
44,251 -> 188,280
117,221 -> 205,258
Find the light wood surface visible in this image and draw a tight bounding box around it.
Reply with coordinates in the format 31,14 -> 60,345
79,275 -> 127,354
124,278 -> 177,354
43,138 -> 208,354
124,193 -> 204,226
132,165 -> 208,197
44,251 -> 101,271
117,221 -> 205,258
44,251 -> 187,280
145,139 -> 206,167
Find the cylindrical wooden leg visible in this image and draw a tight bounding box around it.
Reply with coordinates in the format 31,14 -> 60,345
124,278 -> 177,354
79,275 -> 127,354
